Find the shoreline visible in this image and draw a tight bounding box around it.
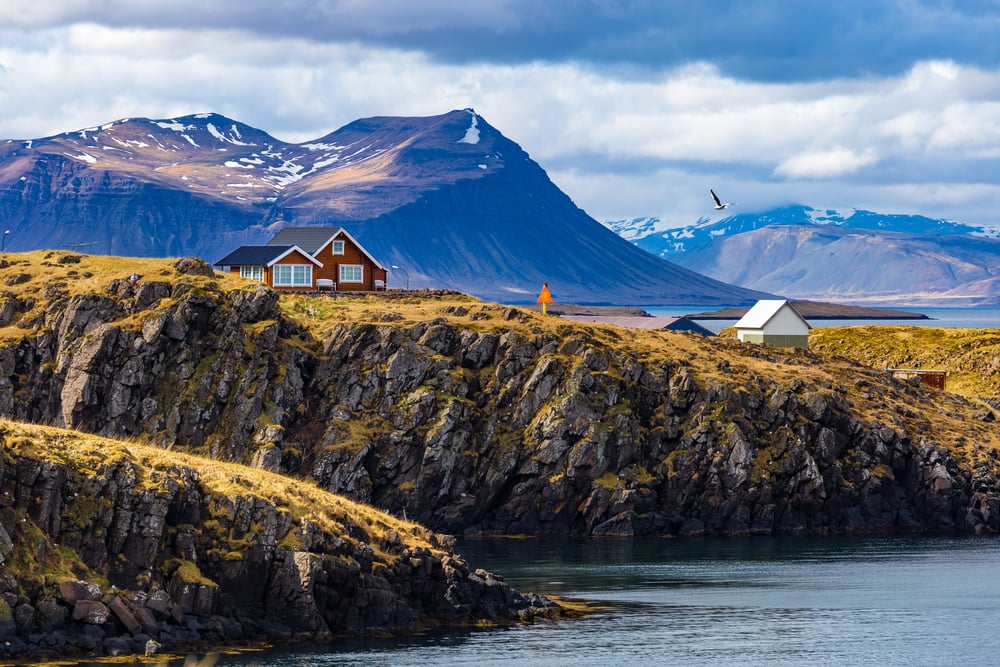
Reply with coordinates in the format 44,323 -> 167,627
527,300 -> 930,321
683,300 -> 929,320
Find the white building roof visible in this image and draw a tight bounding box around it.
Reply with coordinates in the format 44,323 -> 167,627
734,299 -> 811,330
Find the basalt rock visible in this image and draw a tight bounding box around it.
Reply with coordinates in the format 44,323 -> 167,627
0,275 -> 998,546
306,320 -> 1000,538
0,430 -> 555,661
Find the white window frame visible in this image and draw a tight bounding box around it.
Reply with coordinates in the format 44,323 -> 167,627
240,265 -> 264,282
332,240 -> 345,255
339,264 -> 363,283
273,264 -> 313,287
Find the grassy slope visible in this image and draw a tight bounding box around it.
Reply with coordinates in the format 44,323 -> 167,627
810,326 -> 1000,400
2,249 -> 999,482
0,250 -> 251,339
1,417 -> 441,583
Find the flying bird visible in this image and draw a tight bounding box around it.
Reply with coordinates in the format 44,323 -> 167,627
710,189 -> 733,210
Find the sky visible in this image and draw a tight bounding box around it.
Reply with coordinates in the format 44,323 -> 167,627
2,1 -> 1000,228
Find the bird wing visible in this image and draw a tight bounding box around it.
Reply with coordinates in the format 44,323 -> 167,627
710,189 -> 722,206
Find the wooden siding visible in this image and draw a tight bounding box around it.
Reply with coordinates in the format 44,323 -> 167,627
313,234 -> 383,291
227,265 -> 273,286
268,249 -> 318,292
223,233 -> 387,292
738,332 -> 810,348
888,369 -> 948,390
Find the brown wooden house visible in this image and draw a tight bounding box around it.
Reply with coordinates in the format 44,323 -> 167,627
215,227 -> 388,292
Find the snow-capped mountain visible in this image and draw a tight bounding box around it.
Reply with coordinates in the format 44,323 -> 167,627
0,110 -> 769,306
604,205 -> 1000,306
605,205 -> 1000,260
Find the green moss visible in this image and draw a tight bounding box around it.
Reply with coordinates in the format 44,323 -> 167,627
166,558 -> 218,587
594,472 -> 623,491
7,515 -> 99,592
606,401 -> 632,417
750,443 -> 783,486
438,390 -> 473,405
664,449 -> 689,479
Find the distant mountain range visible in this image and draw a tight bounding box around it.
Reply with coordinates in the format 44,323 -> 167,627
605,206 -> 1000,306
0,110 -> 767,307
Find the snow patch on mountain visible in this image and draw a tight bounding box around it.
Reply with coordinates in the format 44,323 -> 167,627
154,120 -> 189,133
207,123 -> 253,146
606,204 -> 1000,260
459,114 -> 480,145
65,151 -> 97,164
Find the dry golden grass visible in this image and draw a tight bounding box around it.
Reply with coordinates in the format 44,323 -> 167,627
277,292 -> 1000,461
811,325 -> 1000,399
278,290 -> 721,362
0,251 -> 253,340
2,250 -> 998,488
0,418 -> 440,558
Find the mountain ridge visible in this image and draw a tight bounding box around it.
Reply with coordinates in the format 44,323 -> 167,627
604,205 -> 1000,306
1,110 -> 767,307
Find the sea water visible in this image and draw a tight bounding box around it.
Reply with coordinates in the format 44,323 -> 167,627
161,534 -> 1000,666
644,306 -> 1000,333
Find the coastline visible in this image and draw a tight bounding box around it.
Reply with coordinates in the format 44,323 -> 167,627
680,300 -> 929,320
526,300 -> 930,320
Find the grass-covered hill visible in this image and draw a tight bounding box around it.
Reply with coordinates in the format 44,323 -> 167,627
810,325 -> 999,402
0,249 -> 998,542
0,416 -> 558,660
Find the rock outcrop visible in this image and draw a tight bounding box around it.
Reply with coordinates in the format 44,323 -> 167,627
1,253 -> 999,543
0,423 -> 557,661
307,316 -> 1000,537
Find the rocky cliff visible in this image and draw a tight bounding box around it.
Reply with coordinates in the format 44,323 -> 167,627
0,420 -> 556,661
2,251 -> 998,545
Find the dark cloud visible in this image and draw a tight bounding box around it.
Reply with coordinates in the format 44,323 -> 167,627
9,1 -> 1000,81
4,0 -> 1000,224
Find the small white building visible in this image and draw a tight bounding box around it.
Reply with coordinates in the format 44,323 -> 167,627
734,299 -> 811,348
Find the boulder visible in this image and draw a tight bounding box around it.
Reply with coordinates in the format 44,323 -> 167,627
72,600 -> 110,625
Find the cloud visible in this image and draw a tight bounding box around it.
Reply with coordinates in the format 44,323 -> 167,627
3,1 -> 1000,80
1,3 -> 1000,227
775,147 -> 880,179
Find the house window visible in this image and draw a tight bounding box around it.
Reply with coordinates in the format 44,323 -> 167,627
273,264 -> 313,287
332,240 -> 345,255
339,264 -> 363,283
240,266 -> 264,282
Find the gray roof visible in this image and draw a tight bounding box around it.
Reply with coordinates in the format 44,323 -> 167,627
561,315 -> 713,335
268,227 -> 345,254
215,245 -> 292,266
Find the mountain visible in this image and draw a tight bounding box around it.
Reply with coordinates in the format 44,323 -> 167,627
604,205 -> 1000,306
0,110 -> 767,307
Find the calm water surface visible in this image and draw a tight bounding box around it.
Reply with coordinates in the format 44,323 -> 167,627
183,534 -> 1000,666
645,306 -> 1000,333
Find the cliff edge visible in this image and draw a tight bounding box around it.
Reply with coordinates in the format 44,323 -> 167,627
0,420 -> 557,661
1,250 -> 998,541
